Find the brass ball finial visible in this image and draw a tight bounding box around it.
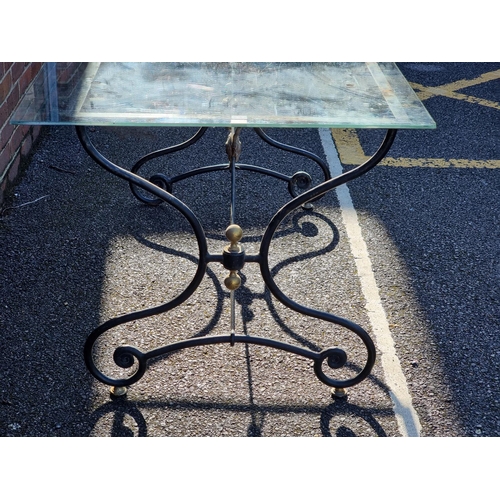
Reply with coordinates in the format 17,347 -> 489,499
225,224 -> 243,247
223,224 -> 244,290
224,271 -> 241,291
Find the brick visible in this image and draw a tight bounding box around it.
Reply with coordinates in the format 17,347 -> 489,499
8,154 -> 20,182
21,134 -> 32,156
9,125 -> 25,154
32,125 -> 41,141
0,99 -> 8,126
5,83 -> 19,116
0,71 -> 12,103
0,122 -> 15,151
31,62 -> 42,76
58,65 -> 68,83
11,62 -> 25,82
19,67 -> 35,96
2,63 -> 13,74
0,146 -> 9,176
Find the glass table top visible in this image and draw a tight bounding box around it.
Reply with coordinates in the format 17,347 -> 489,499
11,62 -> 436,129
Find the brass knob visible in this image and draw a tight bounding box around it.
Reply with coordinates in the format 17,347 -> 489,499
224,271 -> 241,291
225,224 -> 243,251
223,224 -> 243,290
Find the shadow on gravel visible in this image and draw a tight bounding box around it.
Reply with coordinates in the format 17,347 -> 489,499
130,210 -> 341,363
1,126 -> 395,436
87,397 -> 392,437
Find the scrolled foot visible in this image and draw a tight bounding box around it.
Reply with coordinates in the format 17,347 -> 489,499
331,387 -> 348,399
110,386 -> 128,397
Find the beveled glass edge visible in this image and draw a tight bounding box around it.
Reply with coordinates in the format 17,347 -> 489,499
11,62 -> 437,130
10,118 -> 436,129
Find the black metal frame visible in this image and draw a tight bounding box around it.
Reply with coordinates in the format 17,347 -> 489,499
76,126 -> 397,394
127,127 -> 331,205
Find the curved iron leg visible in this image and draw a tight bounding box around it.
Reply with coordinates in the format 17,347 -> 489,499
76,126 -> 209,389
129,127 -> 208,205
256,130 -> 398,388
253,127 -> 331,204
253,127 -> 331,181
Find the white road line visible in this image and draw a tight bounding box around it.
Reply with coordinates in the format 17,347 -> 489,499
319,128 -> 422,437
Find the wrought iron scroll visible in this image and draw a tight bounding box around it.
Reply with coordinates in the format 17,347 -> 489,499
257,129 -> 397,387
124,127 -> 332,206
76,126 -> 210,387
76,126 -> 397,393
129,127 -> 208,205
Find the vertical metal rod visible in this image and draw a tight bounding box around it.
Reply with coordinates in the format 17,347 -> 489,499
230,158 -> 236,225
227,127 -> 240,343
230,290 -> 236,346
230,127 -> 237,225
230,128 -> 236,341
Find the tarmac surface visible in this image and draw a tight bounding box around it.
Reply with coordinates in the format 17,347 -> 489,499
0,62 -> 498,437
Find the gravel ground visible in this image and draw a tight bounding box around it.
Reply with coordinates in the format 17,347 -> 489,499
2,62 -> 498,438
0,125 -> 400,437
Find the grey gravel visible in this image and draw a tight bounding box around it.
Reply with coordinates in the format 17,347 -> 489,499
0,125 -> 400,437
1,62 -> 498,436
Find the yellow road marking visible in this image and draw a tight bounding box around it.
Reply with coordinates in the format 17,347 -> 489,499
409,69 -> 500,110
417,69 -> 500,93
330,129 -> 367,164
330,129 -> 500,169
331,69 -> 500,169
381,156 -> 500,169
411,82 -> 500,110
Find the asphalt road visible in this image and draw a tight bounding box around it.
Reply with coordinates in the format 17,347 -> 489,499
0,62 -> 498,437
345,62 -> 500,437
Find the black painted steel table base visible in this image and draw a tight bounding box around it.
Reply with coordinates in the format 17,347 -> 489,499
76,126 -> 397,397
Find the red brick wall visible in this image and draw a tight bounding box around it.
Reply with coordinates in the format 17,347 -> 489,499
0,62 -> 43,207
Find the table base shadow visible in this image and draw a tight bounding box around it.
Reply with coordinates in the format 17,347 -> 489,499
76,126 -> 397,397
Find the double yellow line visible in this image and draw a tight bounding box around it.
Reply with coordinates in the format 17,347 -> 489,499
331,69 -> 500,169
